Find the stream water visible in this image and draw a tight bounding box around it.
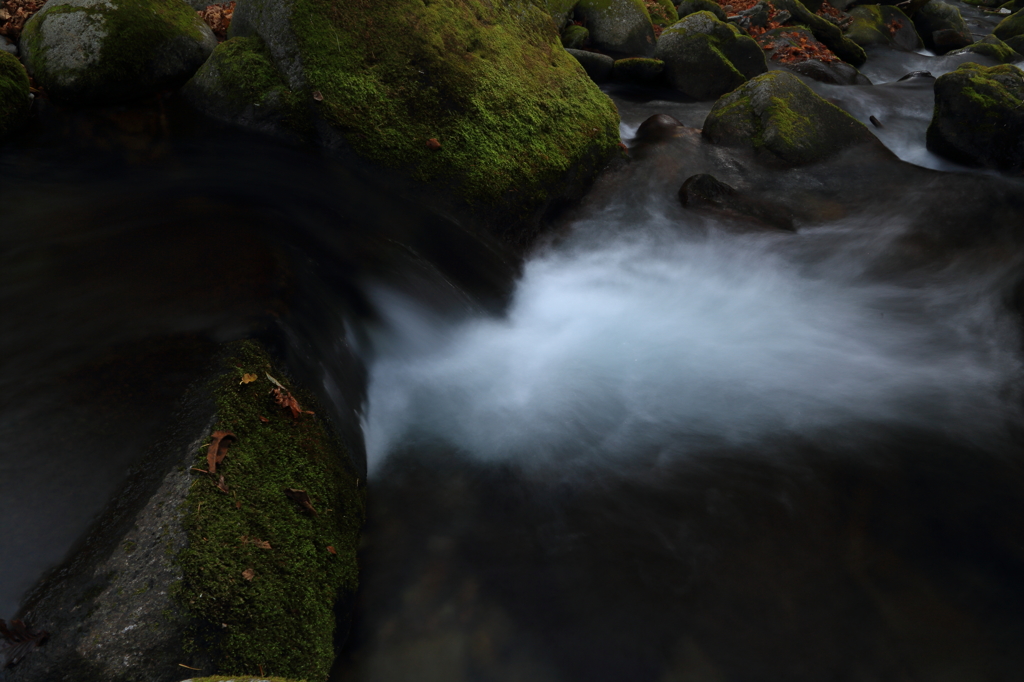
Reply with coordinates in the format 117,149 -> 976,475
3,5 -> 1024,680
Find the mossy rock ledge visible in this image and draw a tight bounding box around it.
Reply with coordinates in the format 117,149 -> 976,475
0,50 -> 31,139
184,0 -> 622,247
19,0 -> 216,106
8,340 -> 364,682
701,71 -> 883,167
845,5 -> 923,51
654,11 -> 767,100
926,62 -> 1024,173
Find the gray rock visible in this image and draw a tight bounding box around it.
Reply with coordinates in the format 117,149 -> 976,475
655,11 -> 766,100
994,8 -> 1024,41
926,62 -> 1024,172
912,0 -> 971,53
566,47 -> 616,82
633,113 -> 685,143
789,58 -> 873,85
18,0 -> 217,106
702,71 -> 884,167
574,0 -> 657,56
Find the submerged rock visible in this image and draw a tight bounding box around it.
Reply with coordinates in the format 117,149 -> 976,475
773,0 -> 867,65
912,0 -> 972,53
654,11 -> 767,100
193,0 -> 621,246
19,0 -> 216,106
950,33 -> 1023,62
7,341 -> 364,682
845,5 -> 923,51
702,71 -> 882,167
926,62 -> 1024,172
633,112 -> 686,143
0,50 -> 30,140
678,173 -> 796,230
574,0 -> 657,55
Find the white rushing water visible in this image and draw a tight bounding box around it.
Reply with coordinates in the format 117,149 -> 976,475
361,209 -> 1022,474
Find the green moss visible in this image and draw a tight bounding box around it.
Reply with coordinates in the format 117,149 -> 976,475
612,56 -> 664,83
22,0 -> 210,104
284,0 -> 619,226
647,0 -> 679,26
561,24 -> 590,48
174,340 -> 364,681
953,34 -> 1023,62
0,50 -> 30,139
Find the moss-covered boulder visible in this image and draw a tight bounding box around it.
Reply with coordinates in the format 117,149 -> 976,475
1006,33 -> 1024,53
950,33 -> 1023,62
202,0 -> 620,245
773,0 -> 867,65
574,0 -> 657,55
702,71 -> 882,166
561,23 -> 591,48
676,0 -> 728,21
182,36 -> 311,144
19,0 -> 216,106
612,56 -> 665,83
926,62 -> 1024,172
538,0 -> 582,29
994,8 -> 1024,40
757,26 -> 871,84
912,0 -> 972,53
654,11 -> 767,100
0,50 -> 30,140
846,5 -> 923,51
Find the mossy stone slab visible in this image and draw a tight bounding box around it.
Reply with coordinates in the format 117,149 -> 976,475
702,70 -> 881,166
950,33 -> 1023,62
655,11 -> 766,100
926,62 -> 1024,172
19,0 -> 216,106
0,50 -> 30,139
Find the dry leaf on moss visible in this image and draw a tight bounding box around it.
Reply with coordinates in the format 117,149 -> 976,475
197,1 -> 234,40
242,568 -> 255,581
284,488 -> 318,515
206,430 -> 236,474
240,373 -> 258,384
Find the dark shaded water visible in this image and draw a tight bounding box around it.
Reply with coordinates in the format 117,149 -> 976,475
4,13 -> 1024,680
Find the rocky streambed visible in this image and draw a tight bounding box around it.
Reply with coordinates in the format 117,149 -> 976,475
2,0 -> 1024,681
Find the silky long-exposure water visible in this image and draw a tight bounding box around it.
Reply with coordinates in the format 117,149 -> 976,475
3,11 -> 1024,680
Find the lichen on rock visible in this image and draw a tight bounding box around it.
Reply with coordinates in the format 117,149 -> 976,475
19,0 -> 217,106
0,49 -> 30,139
926,61 -> 1024,172
702,70 -> 882,167
654,11 -> 766,100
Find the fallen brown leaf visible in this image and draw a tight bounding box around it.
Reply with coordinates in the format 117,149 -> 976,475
284,488 -> 318,515
240,373 -> 258,385
258,415 -> 269,423
327,545 -> 337,555
216,475 -> 229,494
242,568 -> 255,581
197,1 -> 234,40
426,138 -> 441,150
313,90 -> 324,101
271,387 -> 313,420
206,430 -> 236,474
235,499 -> 242,509
0,619 -> 48,669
